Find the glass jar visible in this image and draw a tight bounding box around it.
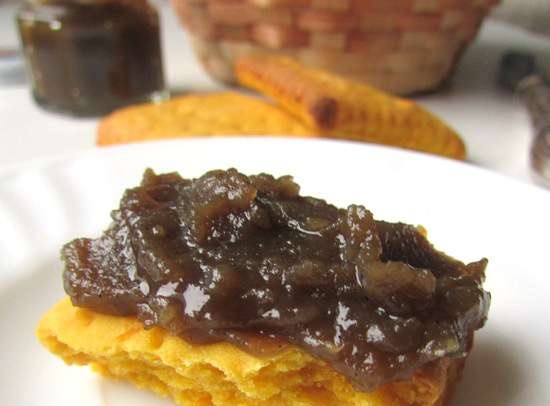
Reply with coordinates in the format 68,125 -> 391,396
17,0 -> 167,116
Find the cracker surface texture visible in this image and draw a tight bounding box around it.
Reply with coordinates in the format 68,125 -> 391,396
38,298 -> 463,406
236,56 -> 465,160
97,92 -> 314,146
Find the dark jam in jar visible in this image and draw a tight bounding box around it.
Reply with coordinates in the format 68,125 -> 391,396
17,0 -> 167,116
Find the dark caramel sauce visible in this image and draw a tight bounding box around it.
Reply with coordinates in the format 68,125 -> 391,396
63,169 -> 490,391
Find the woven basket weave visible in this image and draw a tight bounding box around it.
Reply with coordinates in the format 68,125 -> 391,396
172,0 -> 499,95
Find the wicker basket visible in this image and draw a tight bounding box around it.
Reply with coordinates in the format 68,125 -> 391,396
172,0 -> 499,95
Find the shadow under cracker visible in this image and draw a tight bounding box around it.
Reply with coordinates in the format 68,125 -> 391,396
451,334 -> 526,406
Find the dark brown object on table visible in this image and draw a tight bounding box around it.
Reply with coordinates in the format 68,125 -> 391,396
518,76 -> 550,186
16,0 -> 166,117
172,0 -> 499,95
499,52 -> 550,186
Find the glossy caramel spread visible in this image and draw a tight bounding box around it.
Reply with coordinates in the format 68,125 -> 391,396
62,169 -> 490,391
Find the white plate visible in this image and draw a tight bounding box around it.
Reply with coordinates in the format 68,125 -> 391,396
1,137 -> 549,406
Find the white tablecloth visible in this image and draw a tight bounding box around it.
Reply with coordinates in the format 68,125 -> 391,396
1,3 -> 549,186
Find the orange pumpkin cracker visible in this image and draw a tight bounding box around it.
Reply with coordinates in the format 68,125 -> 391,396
235,55 -> 465,159
97,92 -> 314,146
38,298 -> 465,406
